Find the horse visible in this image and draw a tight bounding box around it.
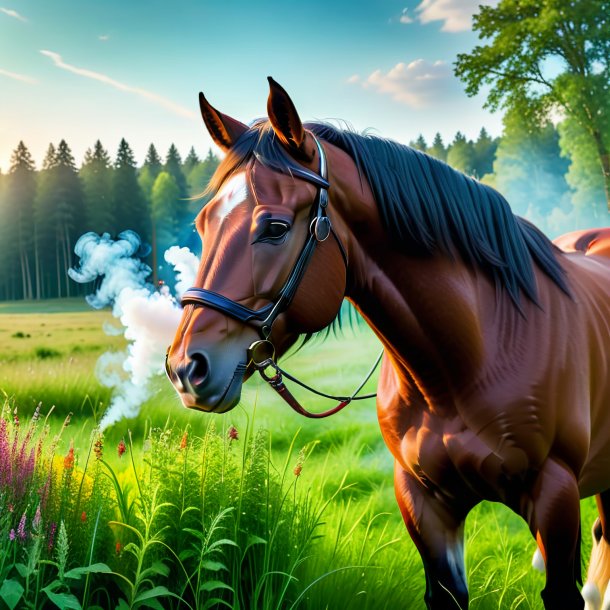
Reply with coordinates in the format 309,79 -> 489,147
166,77 -> 610,610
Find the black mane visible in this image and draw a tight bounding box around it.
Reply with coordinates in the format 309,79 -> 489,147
209,120 -> 569,306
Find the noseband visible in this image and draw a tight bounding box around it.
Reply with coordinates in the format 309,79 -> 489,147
178,135 -> 378,417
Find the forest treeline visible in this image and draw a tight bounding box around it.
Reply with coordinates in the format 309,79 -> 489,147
0,139 -> 219,301
0,112 -> 607,301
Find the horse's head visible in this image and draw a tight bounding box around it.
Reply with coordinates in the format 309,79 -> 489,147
166,78 -> 347,412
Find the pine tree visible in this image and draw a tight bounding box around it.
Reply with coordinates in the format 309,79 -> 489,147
428,133 -> 447,162
447,132 -> 477,176
164,144 -> 190,245
410,135 -> 428,153
5,142 -> 37,299
183,146 -> 200,175
138,144 -> 163,203
473,128 -> 498,179
151,171 -> 180,283
112,138 -> 149,240
81,140 -> 113,232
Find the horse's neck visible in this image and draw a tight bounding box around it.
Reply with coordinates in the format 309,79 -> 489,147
326,146 -> 490,407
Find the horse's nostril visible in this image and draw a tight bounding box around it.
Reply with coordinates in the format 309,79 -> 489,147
186,352 -> 210,389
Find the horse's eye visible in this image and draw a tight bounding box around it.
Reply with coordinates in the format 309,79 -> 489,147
254,221 -> 290,244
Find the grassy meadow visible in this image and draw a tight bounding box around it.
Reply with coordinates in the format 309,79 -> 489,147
0,301 -> 599,609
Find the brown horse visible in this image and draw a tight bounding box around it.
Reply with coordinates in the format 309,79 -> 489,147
166,78 -> 610,610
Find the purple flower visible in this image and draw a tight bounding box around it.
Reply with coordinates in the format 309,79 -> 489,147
48,522 -> 57,551
33,504 -> 41,530
17,513 -> 26,541
9,529 -> 15,541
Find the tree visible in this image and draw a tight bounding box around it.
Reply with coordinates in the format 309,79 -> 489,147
473,128 -> 498,179
4,142 -> 37,299
81,140 -> 113,232
446,132 -> 476,175
35,140 -> 84,298
428,133 -> 447,162
151,171 -> 179,283
112,138 -> 149,240
138,143 -> 163,201
164,144 -> 187,199
183,146 -> 200,175
486,108 -> 570,230
409,135 -> 428,153
455,0 -> 610,211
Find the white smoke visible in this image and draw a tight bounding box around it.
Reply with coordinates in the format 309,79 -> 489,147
69,231 -> 199,429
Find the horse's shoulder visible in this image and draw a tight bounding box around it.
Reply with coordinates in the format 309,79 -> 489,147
554,227 -> 610,259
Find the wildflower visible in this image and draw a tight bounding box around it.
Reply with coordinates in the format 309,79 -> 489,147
33,504 -> 42,530
93,436 -> 103,460
116,541 -> 122,555
142,438 -> 152,453
117,439 -> 126,458
32,403 -> 41,423
7,503 -> 13,513
17,512 -> 26,541
294,464 -> 302,477
48,522 -> 57,551
81,511 -> 86,523
228,426 -> 239,441
294,448 -> 305,477
180,431 -> 188,450
9,529 -> 15,541
64,442 -> 75,472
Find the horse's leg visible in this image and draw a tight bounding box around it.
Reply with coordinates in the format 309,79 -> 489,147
394,461 -> 469,609
525,457 -> 584,609
583,491 -> 610,610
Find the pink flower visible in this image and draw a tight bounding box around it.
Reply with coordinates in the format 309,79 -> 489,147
228,426 -> 239,441
117,439 -> 126,458
48,522 -> 57,551
9,529 -> 15,541
33,504 -> 41,530
17,513 -> 26,541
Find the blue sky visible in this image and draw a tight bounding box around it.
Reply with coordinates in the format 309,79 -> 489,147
0,0 -> 502,171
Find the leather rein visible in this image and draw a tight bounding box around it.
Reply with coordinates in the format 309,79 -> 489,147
179,135 -> 380,418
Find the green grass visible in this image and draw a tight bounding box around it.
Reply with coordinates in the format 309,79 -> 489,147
0,300 -> 602,609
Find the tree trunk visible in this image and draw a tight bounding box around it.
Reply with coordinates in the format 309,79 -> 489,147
591,131 -> 610,212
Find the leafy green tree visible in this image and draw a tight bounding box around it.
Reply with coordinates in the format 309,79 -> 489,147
151,171 -> 179,283
81,140 -> 113,232
428,133 -> 447,162
455,0 -> 610,211
486,109 -> 570,231
187,149 -> 220,198
112,138 -> 149,239
447,132 -> 476,175
4,142 -> 37,299
559,117 -> 607,225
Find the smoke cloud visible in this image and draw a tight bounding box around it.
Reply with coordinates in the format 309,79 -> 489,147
69,231 -> 199,429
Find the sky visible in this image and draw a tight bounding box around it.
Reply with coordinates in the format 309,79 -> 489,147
0,0 -> 503,172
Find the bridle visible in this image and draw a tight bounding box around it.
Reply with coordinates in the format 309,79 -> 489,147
177,135 -> 379,418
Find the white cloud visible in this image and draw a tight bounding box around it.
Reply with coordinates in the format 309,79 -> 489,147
399,8 -> 413,24
0,7 -> 27,22
346,74 -> 361,84
40,50 -> 197,120
351,59 -> 456,108
98,34 -> 110,41
0,68 -> 36,84
415,0 -> 498,32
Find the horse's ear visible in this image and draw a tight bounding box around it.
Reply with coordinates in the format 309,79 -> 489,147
266,77 -> 312,161
198,92 -> 248,152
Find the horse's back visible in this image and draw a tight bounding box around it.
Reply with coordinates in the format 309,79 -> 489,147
554,228 -> 610,259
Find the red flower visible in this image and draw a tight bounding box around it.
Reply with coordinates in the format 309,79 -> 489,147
93,437 -> 103,460
81,511 -> 87,523
117,439 -> 126,458
228,426 -> 239,441
116,541 -> 122,555
180,431 -> 188,450
64,443 -> 75,472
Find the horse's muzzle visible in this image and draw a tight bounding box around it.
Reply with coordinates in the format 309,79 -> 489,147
168,349 -> 247,413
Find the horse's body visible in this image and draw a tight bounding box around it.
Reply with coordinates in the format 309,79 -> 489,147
167,79 -> 610,609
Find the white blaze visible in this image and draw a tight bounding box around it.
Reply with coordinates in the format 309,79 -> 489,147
215,173 -> 248,219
